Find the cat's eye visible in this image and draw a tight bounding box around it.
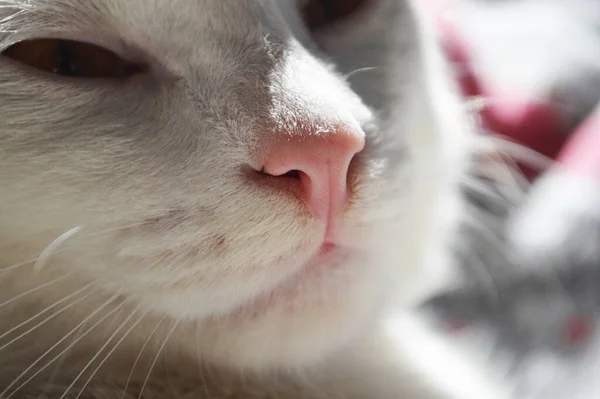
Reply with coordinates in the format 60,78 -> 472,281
1,38 -> 144,79
301,0 -> 368,30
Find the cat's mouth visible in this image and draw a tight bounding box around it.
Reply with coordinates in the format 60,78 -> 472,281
320,242 -> 337,255
287,241 -> 349,283
300,242 -> 339,270
227,243 -> 351,315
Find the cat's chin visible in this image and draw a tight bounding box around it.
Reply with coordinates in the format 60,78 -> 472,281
137,246 -> 392,369
218,260 -> 397,368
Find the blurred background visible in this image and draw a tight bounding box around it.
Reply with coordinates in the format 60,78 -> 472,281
414,1 -> 600,398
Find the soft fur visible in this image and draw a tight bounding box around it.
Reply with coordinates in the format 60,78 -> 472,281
0,0 -> 509,398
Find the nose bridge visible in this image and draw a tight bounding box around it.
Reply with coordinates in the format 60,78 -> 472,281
265,43 -> 366,136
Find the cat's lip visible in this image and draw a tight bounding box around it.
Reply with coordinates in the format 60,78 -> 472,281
319,242 -> 337,255
297,242 -> 344,274
227,242 -> 349,318
307,242 -> 339,263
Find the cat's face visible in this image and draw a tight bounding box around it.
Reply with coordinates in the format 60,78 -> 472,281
0,0 -> 460,369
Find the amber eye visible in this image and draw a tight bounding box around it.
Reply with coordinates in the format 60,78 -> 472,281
1,38 -> 144,79
301,0 -> 368,30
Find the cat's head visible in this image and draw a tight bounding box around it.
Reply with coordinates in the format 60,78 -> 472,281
0,0 -> 462,369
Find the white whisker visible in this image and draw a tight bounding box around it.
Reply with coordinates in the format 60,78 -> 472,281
344,66 -> 378,80
0,253 -> 77,274
2,256 -> 165,397
137,320 -> 179,399
38,320 -> 88,399
462,178 -> 512,206
164,346 -> 182,399
101,300 -> 129,337
2,300 -> 127,399
0,258 -> 37,274
196,322 -> 210,398
33,227 -> 82,273
121,315 -> 167,399
487,137 -> 552,172
66,307 -> 146,399
78,221 -> 148,240
0,282 -> 97,351
0,271 -> 75,311
0,219 -> 159,275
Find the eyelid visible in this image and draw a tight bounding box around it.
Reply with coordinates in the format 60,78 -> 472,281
0,30 -> 182,83
2,27 -> 189,85
1,32 -> 140,64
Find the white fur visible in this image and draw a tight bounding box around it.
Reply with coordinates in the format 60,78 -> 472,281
0,0 -> 508,397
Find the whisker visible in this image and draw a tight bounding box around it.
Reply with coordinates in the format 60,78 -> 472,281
121,315 -> 167,399
490,160 -> 529,199
485,137 -> 552,172
38,320 -> 88,399
462,178 -> 512,206
469,94 -> 584,119
0,254 -> 78,275
0,282 -> 97,350
33,227 -> 82,273
0,258 -> 38,274
473,161 -> 527,203
78,221 -> 149,240
0,271 -> 75,311
0,224 -> 142,274
464,164 -> 528,211
101,300 -> 129,337
65,307 -> 146,399
2,300 -> 127,399
344,66 -> 378,80
196,322 -> 210,398
137,320 -> 179,399
5,257 -> 166,397
164,346 -> 182,399
0,6 -> 30,33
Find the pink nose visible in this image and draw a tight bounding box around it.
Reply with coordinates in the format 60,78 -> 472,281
261,127 -> 365,225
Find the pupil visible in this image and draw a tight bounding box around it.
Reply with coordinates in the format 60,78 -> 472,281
57,40 -> 78,76
319,0 -> 338,20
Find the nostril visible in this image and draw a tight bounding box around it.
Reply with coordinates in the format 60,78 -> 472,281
281,170 -> 301,180
346,152 -> 360,182
255,167 -> 302,180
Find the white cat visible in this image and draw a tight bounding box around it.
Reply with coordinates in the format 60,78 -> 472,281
0,0 -> 509,398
